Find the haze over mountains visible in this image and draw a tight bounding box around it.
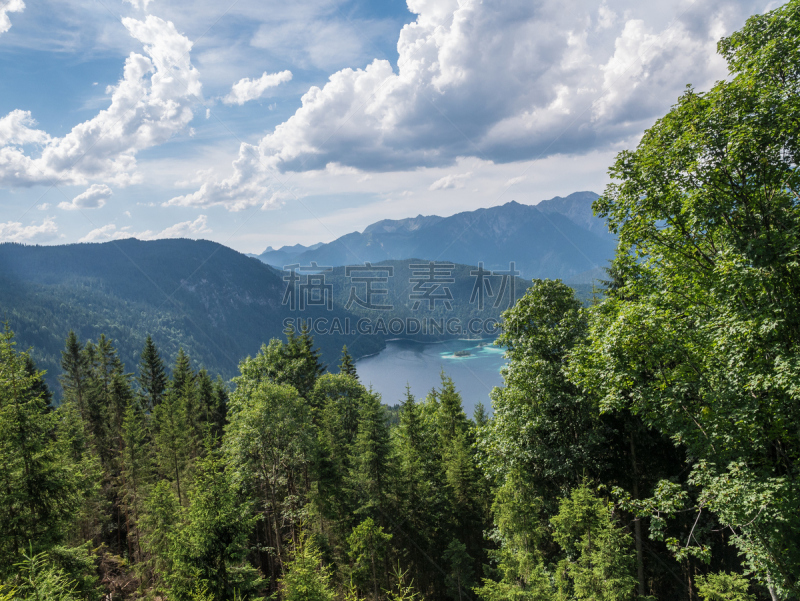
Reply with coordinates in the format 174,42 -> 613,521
0,242 -> 526,396
0,191 -> 612,396
253,191 -> 615,281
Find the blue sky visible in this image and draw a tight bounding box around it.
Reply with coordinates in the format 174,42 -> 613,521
0,0 -> 779,252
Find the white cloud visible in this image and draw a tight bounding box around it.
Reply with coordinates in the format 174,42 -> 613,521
0,110 -> 50,146
597,2 -> 616,30
223,70 -> 292,106
0,15 -> 200,188
79,224 -> 128,243
173,0 -> 764,211
58,184 -> 113,210
157,214 -> 211,238
429,172 -> 471,191
0,0 -> 24,36
78,214 -> 210,243
0,217 -> 58,242
124,0 -> 155,9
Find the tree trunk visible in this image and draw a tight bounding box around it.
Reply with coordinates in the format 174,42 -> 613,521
630,433 -> 645,598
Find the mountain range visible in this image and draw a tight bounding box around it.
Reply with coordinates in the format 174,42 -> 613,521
252,191 -> 615,280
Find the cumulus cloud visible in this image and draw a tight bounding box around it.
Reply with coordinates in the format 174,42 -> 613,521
0,110 -> 50,146
78,214 -> 210,243
0,0 -> 24,36
157,214 -> 211,238
223,70 -> 292,106
172,0 -> 764,211
58,184 -> 113,210
0,217 -> 58,242
429,172 -> 471,191
0,15 -> 200,188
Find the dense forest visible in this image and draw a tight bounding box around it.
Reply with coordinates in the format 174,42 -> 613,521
2,1 -> 800,600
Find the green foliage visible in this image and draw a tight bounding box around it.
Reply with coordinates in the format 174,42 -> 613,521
581,0 -> 800,593
551,485 -> 637,601
479,280 -> 606,508
170,448 -> 261,601
347,518 -> 392,600
443,539 -> 474,601
339,346 -> 358,380
279,532 -> 336,601
7,547 -> 80,601
0,326 -> 82,572
695,572 -> 755,601
137,335 -> 167,412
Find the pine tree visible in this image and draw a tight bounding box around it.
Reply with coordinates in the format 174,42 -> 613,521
137,335 -> 167,412
550,484 -> 637,600
170,447 -> 261,601
60,331 -> 91,427
279,530 -> 336,601
169,348 -> 194,397
339,345 -> 358,379
347,517 -> 393,600
350,391 -> 390,519
0,326 -> 80,572
443,539 -> 475,601
120,398 -> 151,563
152,387 -> 190,506
436,373 -> 469,446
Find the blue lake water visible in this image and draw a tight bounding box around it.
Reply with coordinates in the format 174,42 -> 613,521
355,338 -> 507,417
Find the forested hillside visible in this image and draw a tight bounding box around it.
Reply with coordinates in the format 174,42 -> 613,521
1,242 -> 537,397
2,2 -> 800,600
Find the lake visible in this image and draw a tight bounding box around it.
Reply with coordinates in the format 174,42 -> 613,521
355,338 -> 507,417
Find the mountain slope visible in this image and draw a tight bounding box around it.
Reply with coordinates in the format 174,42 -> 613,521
0,239 -> 384,394
254,191 -> 615,278
0,240 -> 539,396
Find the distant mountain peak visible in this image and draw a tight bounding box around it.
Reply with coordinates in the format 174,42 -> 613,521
362,214 -> 444,235
251,191 -> 614,279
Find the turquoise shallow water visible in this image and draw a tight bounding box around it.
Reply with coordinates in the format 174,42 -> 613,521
355,338 -> 506,416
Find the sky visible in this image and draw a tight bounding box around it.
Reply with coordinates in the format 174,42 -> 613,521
0,0 -> 781,253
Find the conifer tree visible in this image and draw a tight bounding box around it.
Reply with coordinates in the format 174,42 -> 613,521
339,345 -> 358,379
0,326 -> 80,572
60,331 -> 91,429
347,518 -> 392,600
279,530 -> 336,601
152,387 -> 190,506
170,446 -> 261,601
120,398 -> 151,563
137,335 -> 167,412
350,391 -> 390,519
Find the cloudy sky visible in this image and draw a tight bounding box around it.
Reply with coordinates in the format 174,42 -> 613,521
0,0 -> 779,252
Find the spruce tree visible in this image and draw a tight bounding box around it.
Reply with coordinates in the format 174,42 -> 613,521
137,335 -> 167,412
279,531 -> 336,601
120,398 -> 151,563
350,391 -> 390,519
60,331 -> 91,426
170,447 -> 261,601
339,345 -> 358,379
0,326 -> 80,572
